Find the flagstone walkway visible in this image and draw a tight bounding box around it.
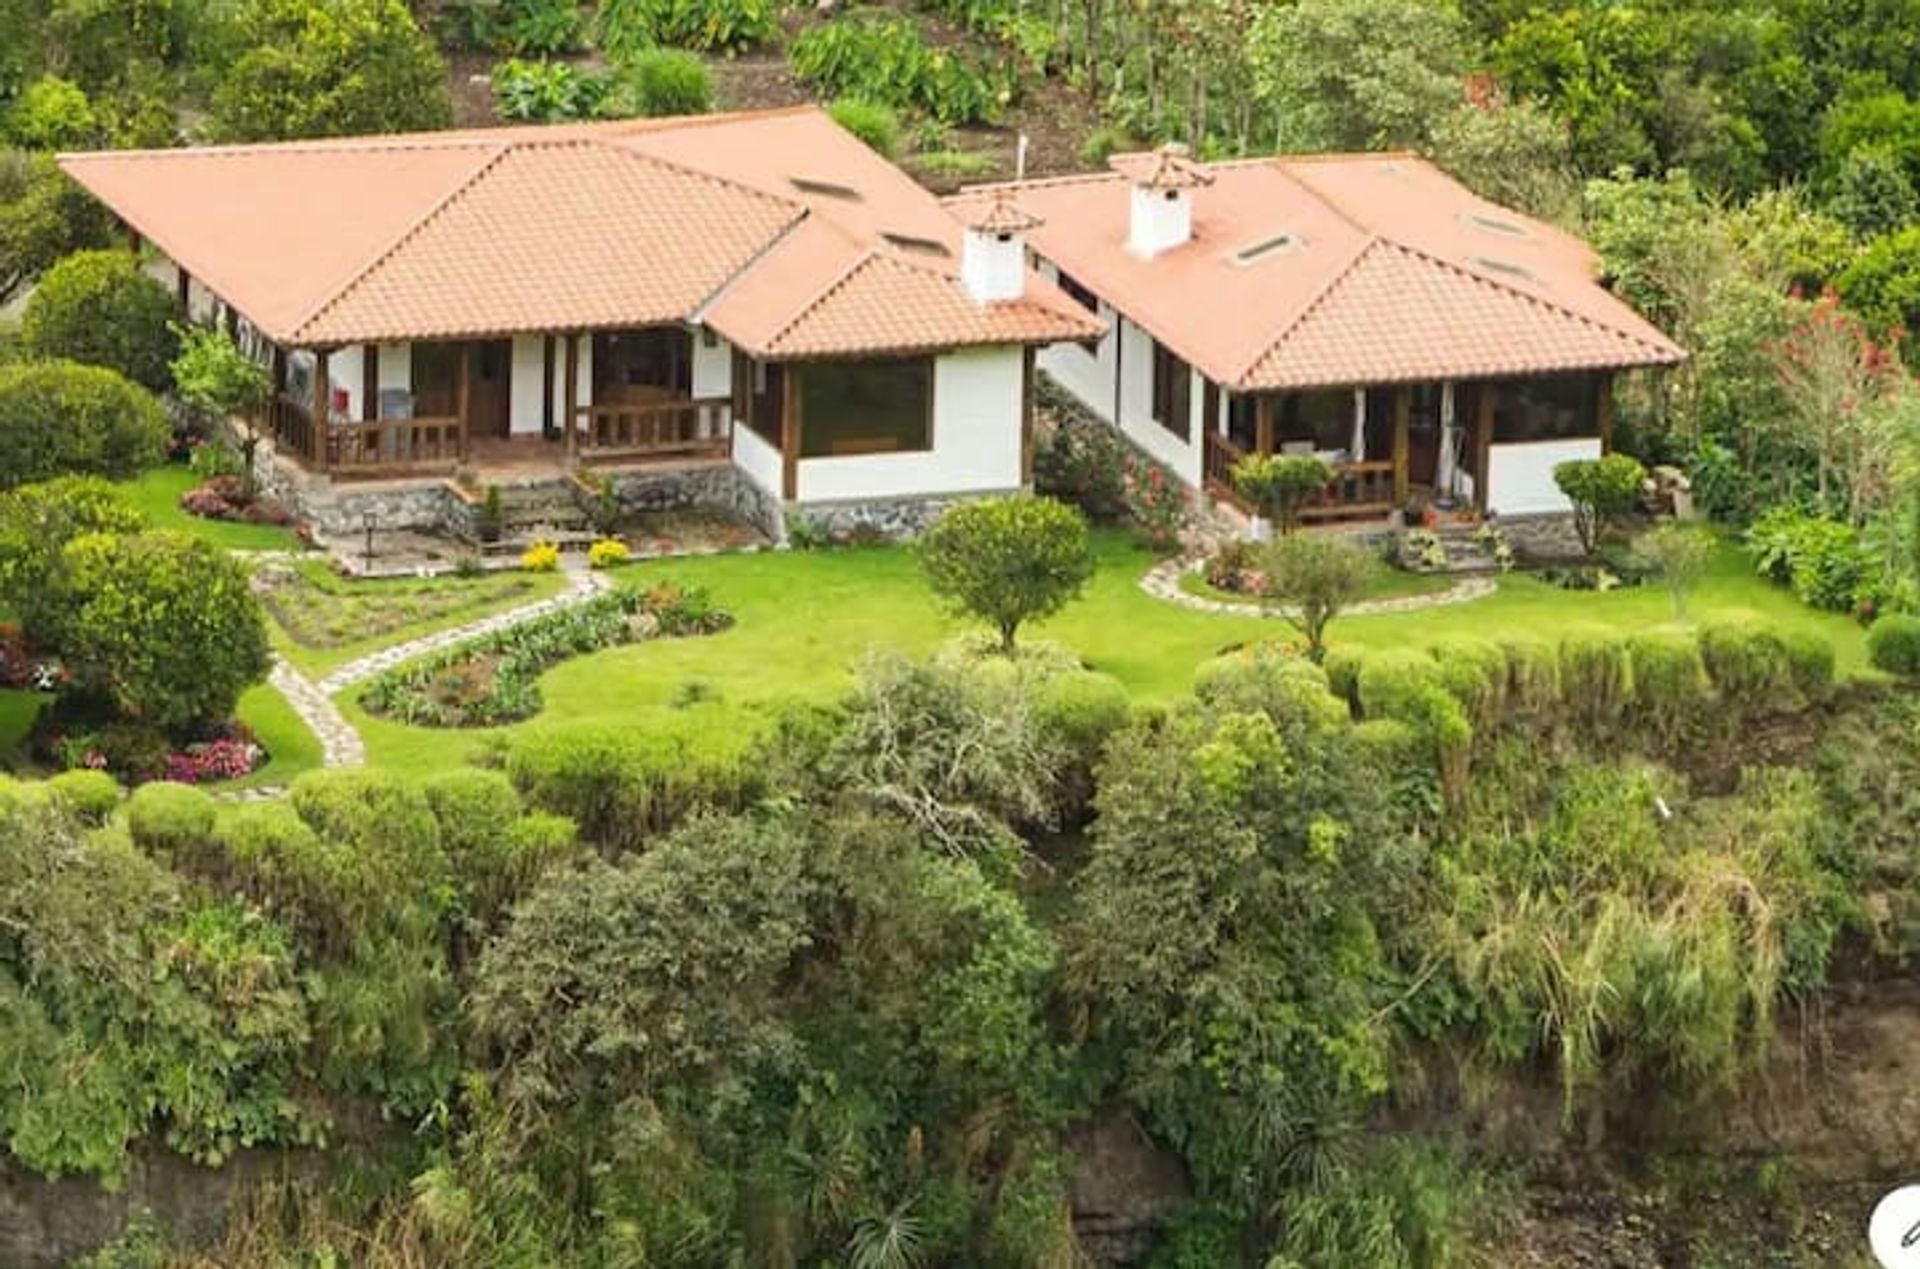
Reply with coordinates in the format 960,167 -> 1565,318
1138,555 -> 1498,618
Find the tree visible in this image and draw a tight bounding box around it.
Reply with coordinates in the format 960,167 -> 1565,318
1774,291 -> 1899,523
206,0 -> 453,141
21,249 -> 179,393
48,530 -> 271,731
0,359 -> 170,490
0,476 -> 146,642
917,496 -> 1094,653
3,75 -> 100,149
1232,453 -> 1333,533
1427,90 -> 1580,224
1255,532 -> 1375,662
1554,454 -> 1647,555
1827,145 -> 1920,241
0,149 -> 111,305
1246,0 -> 1472,152
1633,521 -> 1716,618
170,324 -> 270,487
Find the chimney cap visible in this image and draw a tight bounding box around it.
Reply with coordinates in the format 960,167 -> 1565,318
1109,143 -> 1214,190
962,189 -> 1044,235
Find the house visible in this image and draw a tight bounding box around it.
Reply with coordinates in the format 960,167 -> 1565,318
57,106 -> 1101,536
947,146 -> 1685,523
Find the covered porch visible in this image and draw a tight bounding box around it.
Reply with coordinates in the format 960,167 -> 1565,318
1200,372 -> 1616,521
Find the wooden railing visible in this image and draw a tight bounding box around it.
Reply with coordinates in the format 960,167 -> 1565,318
266,397 -> 318,466
1202,432 -> 1254,512
1299,459 -> 1397,521
331,416 -> 464,474
575,397 -> 731,460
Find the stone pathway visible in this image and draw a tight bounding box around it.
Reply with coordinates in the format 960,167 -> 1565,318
1139,556 -> 1498,618
235,562 -> 611,797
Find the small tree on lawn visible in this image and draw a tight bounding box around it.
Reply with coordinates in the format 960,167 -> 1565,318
1554,454 -> 1646,556
1232,453 -> 1333,533
918,495 -> 1094,654
171,324 -> 271,490
47,530 -> 271,732
1633,521 -> 1715,618
1255,532 -> 1374,663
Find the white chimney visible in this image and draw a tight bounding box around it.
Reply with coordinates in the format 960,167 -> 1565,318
959,192 -> 1043,304
1112,143 -> 1212,259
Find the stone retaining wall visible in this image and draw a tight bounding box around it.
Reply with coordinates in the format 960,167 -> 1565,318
787,491 -> 1015,543
603,461 -> 785,544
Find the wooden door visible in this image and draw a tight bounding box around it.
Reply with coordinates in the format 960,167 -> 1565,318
1407,383 -> 1441,488
467,339 -> 512,438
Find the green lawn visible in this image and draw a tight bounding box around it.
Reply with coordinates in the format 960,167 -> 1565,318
350,532 -> 1872,777
121,464 -> 301,551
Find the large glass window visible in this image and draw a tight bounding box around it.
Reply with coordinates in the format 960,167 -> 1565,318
1277,388 -> 1353,454
1151,341 -> 1190,441
800,358 -> 933,457
593,327 -> 692,401
1492,374 -> 1598,443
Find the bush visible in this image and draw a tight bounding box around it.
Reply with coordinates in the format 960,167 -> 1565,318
1356,649 -> 1471,798
521,540 -> 560,571
1498,636 -> 1562,715
44,768 -> 119,822
1554,454 -> 1645,555
20,250 -> 178,393
1032,405 -> 1129,521
1231,453 -> 1333,530
49,531 -> 271,733
170,326 -> 270,426
1627,630 -> 1711,742
1558,628 -> 1634,728
828,98 -> 901,157
1633,521 -> 1716,618
1698,620 -> 1797,711
1868,613 -> 1920,677
0,476 -> 146,638
492,57 -> 608,122
1253,532 -> 1375,661
1782,630 -> 1836,704
918,496 -> 1094,653
446,0 -> 583,54
4,76 -> 98,149
1746,507 -> 1874,612
1032,669 -> 1130,766
1428,637 -> 1507,727
0,360 -> 169,490
504,720 -> 761,853
1193,646 -> 1350,736
610,48 -> 711,118
127,781 -> 218,858
596,0 -> 775,54
790,12 -> 1010,125
587,537 -> 631,569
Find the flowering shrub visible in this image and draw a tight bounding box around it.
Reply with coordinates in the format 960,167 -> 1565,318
1402,529 -> 1450,572
160,736 -> 261,784
522,540 -> 561,572
179,474 -> 291,524
38,718 -> 262,784
0,622 -> 60,689
1472,521 -> 1516,572
588,538 -> 632,569
1122,458 -> 1188,554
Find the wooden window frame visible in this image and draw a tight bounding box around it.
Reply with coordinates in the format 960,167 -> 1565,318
1150,341 -> 1191,443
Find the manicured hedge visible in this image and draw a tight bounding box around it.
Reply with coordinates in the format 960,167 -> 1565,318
1868,613 -> 1920,678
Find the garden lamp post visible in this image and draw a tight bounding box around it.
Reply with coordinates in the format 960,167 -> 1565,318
362,510 -> 377,572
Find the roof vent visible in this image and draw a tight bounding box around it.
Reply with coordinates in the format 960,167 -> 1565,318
789,176 -> 863,202
1111,143 -> 1212,258
1465,212 -> 1528,238
1232,233 -> 1298,265
958,190 -> 1041,303
1473,255 -> 1534,281
882,232 -> 951,258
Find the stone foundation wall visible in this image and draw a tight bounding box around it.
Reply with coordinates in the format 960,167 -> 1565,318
786,491 -> 1018,544
1496,512 -> 1584,560
603,462 -> 785,543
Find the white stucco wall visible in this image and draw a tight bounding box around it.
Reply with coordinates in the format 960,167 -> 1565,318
329,345 -> 365,419
509,336 -> 546,435
377,343 -> 410,397
1487,437 -> 1601,516
691,329 -> 733,399
794,346 -> 1024,502
733,422 -> 784,497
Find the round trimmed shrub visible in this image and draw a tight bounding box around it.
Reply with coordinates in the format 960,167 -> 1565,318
1033,669 -> 1131,763
0,360 -> 170,490
1626,630 -> 1710,742
827,97 -> 901,156
1781,630 -> 1835,704
1868,613 -> 1920,678
21,250 -> 179,392
1428,637 -> 1507,727
128,781 -> 219,859
44,769 -> 120,823
1194,647 -> 1348,734
1698,620 -> 1794,710
49,530 -> 271,733
1350,716 -> 1423,769
918,495 -> 1094,654
0,476 -> 146,638
1355,648 -> 1471,795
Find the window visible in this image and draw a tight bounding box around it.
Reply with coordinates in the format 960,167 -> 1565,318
745,359 -> 784,446
1151,341 -> 1190,442
593,328 -> 692,400
1057,270 -> 1100,314
1491,374 -> 1598,443
1277,388 -> 1352,454
800,358 -> 933,457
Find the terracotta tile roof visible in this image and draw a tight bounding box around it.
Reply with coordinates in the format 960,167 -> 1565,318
948,152 -> 1683,391
1109,144 -> 1214,190
58,106 -> 1100,356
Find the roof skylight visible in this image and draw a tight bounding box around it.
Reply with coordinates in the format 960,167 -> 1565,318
882,232 -> 951,257
1473,255 -> 1534,281
789,176 -> 863,201
1231,233 -> 1299,265
1465,212 -> 1528,237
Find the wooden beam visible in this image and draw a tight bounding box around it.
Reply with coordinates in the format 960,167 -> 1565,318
312,348 -> 331,471
563,333 -> 580,465
455,341 -> 472,464
1255,395 -> 1274,456
362,345 -> 378,422
541,336 -> 556,437
175,266 -> 190,314
1596,374 -> 1615,453
1021,346 -> 1036,488
1392,386 -> 1410,505
1474,383 -> 1495,511
780,363 -> 801,501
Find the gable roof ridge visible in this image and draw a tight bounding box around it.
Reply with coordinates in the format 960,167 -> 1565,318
287,140 -> 513,343
601,102 -> 823,137
601,133 -> 811,218
58,136 -> 505,164
1230,234 -> 1384,386
949,171 -> 1125,200
759,248 -> 891,352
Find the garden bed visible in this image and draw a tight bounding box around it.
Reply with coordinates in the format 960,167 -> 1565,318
360,582 -> 731,727
258,559 -> 551,651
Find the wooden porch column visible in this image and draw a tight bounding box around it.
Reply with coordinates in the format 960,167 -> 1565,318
541,336 -> 556,437
1474,384 -> 1495,510
175,266 -> 190,314
1020,346 -> 1037,487
563,333 -> 579,465
455,340 -> 472,464
126,224 -> 142,255
312,348 -> 331,471
361,344 -> 379,422
1254,395 -> 1274,456
1392,386 -> 1411,505
1596,374 -> 1615,453
780,363 -> 801,501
